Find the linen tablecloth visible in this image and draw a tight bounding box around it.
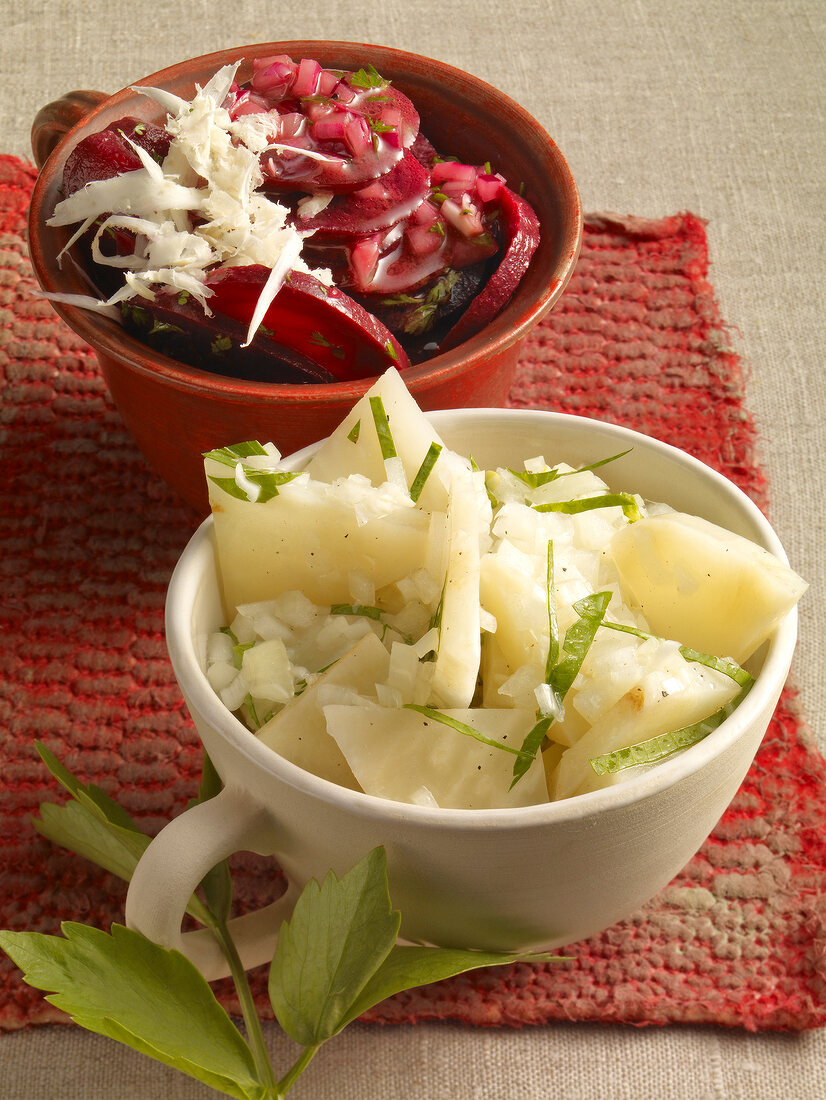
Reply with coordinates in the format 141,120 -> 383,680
0,2 -> 823,1097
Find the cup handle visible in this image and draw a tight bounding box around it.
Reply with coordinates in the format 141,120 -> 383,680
31,90 -> 109,168
125,786 -> 295,982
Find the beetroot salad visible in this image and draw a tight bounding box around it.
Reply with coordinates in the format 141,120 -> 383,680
47,57 -> 540,384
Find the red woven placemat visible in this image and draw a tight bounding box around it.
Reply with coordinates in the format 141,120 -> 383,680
1,153 -> 824,1033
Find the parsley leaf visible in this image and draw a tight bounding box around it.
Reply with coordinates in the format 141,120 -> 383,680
0,923 -> 263,1100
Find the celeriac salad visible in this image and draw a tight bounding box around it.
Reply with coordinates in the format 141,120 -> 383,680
202,369 -> 806,809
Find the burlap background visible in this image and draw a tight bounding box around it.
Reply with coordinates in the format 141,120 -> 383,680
0,2 -> 823,1097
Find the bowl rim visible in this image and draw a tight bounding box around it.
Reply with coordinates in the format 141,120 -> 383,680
165,407 -> 797,831
27,39 -> 583,406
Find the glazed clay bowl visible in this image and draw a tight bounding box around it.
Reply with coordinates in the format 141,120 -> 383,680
28,41 -> 582,514
124,409 -> 798,980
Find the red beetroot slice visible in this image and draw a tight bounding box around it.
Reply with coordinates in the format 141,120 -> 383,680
253,74 -> 420,194
62,117 -> 172,196
120,292 -> 339,384
296,151 -> 430,237
204,265 -> 409,381
439,187 -> 540,351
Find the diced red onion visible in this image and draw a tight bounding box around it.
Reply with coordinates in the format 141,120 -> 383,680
316,69 -> 339,96
293,58 -> 322,97
431,161 -> 477,187
332,80 -> 357,104
313,115 -> 348,142
344,114 -> 372,157
251,59 -> 296,99
409,199 -> 439,227
475,172 -> 505,203
405,223 -> 443,257
349,235 -> 382,289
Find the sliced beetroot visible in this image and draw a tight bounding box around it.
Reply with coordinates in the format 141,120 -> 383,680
235,58 -> 420,194
202,265 -> 409,381
120,292 -> 338,384
295,151 -> 430,237
63,117 -> 172,196
356,262 -> 491,350
409,131 -> 438,169
439,187 -> 540,352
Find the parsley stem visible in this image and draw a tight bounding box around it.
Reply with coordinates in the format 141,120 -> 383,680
211,916 -> 279,1095
277,1044 -> 320,1095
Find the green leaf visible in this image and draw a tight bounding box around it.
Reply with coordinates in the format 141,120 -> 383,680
32,745 -> 213,928
33,799 -> 150,883
330,603 -> 384,621
544,540 -> 559,679
339,943 -> 567,1029
0,924 -> 263,1100
207,470 -> 300,504
204,442 -> 300,504
508,449 -> 632,490
36,742 -> 141,833
269,848 -> 400,1046
203,441 -> 270,465
509,716 -> 553,788
349,64 -> 387,89
347,419 -> 361,443
551,591 -> 612,698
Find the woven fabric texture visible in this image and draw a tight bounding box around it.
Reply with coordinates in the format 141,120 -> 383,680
1,153 -> 824,1035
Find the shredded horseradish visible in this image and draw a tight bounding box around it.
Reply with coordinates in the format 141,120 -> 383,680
47,63 -> 333,344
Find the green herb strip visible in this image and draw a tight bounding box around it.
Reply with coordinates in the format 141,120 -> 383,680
511,589 -> 612,787
508,449 -> 633,490
404,705 -> 533,761
207,470 -> 300,504
330,604 -> 384,621
369,395 -> 398,462
533,492 -> 643,522
203,441 -> 299,504
409,442 -> 443,502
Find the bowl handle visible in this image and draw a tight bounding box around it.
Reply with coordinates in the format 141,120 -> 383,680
124,786 -> 297,981
31,90 -> 109,168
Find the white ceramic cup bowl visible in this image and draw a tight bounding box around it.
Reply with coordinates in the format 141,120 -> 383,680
125,409 -> 797,980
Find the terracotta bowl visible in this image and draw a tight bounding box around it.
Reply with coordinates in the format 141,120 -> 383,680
28,41 -> 582,513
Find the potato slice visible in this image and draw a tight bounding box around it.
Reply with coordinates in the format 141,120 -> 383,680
257,632 -> 390,788
324,705 -> 548,809
610,512 -> 807,662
